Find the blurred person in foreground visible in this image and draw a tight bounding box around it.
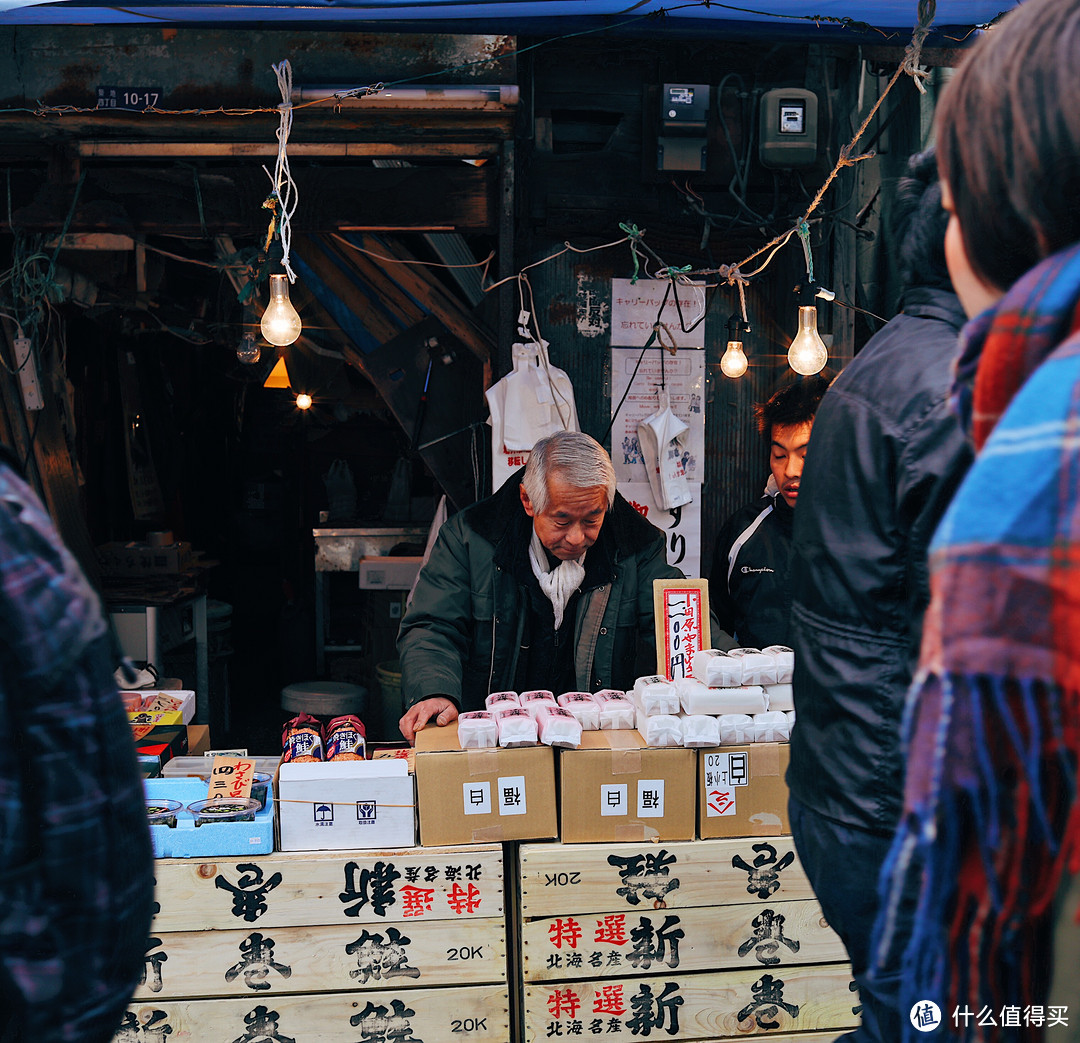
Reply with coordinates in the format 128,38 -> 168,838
0,446 -> 154,1042
397,430 -> 683,743
786,148 -> 972,1043
873,1 -> 1080,1037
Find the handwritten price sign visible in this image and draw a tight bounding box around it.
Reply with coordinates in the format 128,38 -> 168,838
206,756 -> 255,802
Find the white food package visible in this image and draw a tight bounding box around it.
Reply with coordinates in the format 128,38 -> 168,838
457,710 -> 497,749
761,645 -> 795,685
485,691 -> 520,711
679,680 -> 766,716
495,706 -> 539,747
718,713 -> 755,745
633,676 -> 680,716
727,648 -> 779,686
786,709 -> 796,727
592,689 -> 636,730
638,713 -> 684,748
519,690 -> 559,719
764,683 -> 794,713
690,648 -> 743,688
536,705 -> 583,748
680,714 -> 721,748
752,710 -> 792,742
556,692 -> 601,730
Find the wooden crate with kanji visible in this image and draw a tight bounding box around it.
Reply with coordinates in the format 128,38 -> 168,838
523,965 -> 858,1042
521,899 -> 845,982
518,837 -> 813,920
150,844 -> 503,931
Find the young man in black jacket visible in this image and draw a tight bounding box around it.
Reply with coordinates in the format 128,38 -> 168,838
786,150 -> 974,1043
708,376 -> 829,648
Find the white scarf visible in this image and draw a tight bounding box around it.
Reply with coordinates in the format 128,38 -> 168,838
528,528 -> 586,630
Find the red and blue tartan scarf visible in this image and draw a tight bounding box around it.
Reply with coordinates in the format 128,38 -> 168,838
879,242 -> 1080,1042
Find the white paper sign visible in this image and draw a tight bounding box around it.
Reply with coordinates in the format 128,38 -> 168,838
619,480 -> 702,578
497,774 -> 527,816
611,347 -> 705,485
637,779 -> 666,818
610,278 -> 706,348
600,784 -> 628,817
702,751 -> 749,818
463,781 -> 491,815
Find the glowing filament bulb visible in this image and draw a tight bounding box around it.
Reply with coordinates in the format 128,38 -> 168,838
787,305 -> 828,375
261,274 -> 302,347
720,339 -> 748,378
295,392 -> 313,410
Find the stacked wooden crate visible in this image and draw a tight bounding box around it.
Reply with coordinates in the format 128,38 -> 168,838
517,836 -> 857,1042
116,845 -> 508,1042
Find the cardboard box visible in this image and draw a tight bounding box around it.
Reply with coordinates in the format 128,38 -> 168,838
276,760 -> 416,851
414,723 -> 557,846
97,539 -> 192,577
186,724 -> 211,756
357,555 -> 424,590
698,741 -> 791,838
135,725 -> 188,773
556,730 -> 696,843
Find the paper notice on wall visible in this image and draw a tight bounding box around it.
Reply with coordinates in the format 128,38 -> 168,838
619,480 -> 701,578
610,347 -> 704,485
610,278 -> 706,348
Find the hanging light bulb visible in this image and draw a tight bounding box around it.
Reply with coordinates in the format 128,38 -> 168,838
295,392 -> 313,410
787,305 -> 828,376
236,331 -> 261,364
261,274 -> 302,347
720,313 -> 749,378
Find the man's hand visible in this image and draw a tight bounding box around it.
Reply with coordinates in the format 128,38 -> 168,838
399,697 -> 459,745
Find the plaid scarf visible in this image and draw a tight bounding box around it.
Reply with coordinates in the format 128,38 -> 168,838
878,242 -> 1080,1042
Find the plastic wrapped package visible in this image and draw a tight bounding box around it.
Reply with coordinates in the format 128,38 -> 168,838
679,681 -> 766,716
458,711 -> 498,749
752,710 -> 792,742
786,709 -> 796,727
727,648 -> 779,686
593,689 -> 636,730
634,676 -> 680,716
690,649 -> 742,688
639,713 -> 684,747
495,706 -> 539,747
761,645 -> 795,685
681,714 -> 721,748
520,690 -> 559,719
718,713 -> 755,745
557,692 -> 601,730
485,691 -> 520,711
764,683 -> 794,712
536,705 -> 583,748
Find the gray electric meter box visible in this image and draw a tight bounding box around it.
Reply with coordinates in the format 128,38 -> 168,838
758,88 -> 819,169
658,83 -> 710,172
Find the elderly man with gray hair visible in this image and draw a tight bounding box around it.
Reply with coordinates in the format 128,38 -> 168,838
397,430 -> 683,743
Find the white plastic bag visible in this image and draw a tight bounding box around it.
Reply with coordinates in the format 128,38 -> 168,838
637,389 -> 693,510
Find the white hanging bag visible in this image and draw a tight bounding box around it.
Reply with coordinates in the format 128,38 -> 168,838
637,389 -> 693,510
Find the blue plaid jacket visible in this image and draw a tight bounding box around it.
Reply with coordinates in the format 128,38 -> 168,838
0,450 -> 153,1043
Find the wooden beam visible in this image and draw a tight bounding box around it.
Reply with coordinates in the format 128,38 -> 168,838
76,141 -> 502,160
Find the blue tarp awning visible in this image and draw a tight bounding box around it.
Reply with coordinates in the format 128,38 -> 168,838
0,1 -> 1019,40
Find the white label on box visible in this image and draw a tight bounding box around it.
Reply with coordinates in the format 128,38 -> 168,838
497,775 -> 527,816
702,751 -> 748,817
356,800 -> 377,824
600,784 -> 628,816
463,781 -> 491,815
637,779 -> 665,818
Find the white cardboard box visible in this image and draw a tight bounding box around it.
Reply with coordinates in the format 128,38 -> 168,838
276,760 -> 416,851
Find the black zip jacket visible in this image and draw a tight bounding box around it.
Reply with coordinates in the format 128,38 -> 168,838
787,287 -> 973,834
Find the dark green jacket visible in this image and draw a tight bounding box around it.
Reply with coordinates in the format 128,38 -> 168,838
398,470 -> 683,710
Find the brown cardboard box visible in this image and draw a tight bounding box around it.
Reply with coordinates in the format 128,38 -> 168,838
556,730 -> 696,843
414,723 -> 557,846
186,724 -> 211,756
697,742 -> 791,838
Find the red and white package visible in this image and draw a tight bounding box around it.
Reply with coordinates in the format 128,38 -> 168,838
556,691 -> 601,730
495,706 -> 539,747
535,705 -> 582,748
457,710 -> 498,749
591,689 -> 636,730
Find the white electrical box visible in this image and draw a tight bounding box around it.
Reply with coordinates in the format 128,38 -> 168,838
758,87 -> 819,169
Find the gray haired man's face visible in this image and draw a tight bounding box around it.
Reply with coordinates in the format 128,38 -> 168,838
520,478 -> 608,560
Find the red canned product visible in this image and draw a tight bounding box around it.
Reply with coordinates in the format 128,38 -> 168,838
282,713 -> 324,762
325,714 -> 366,761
